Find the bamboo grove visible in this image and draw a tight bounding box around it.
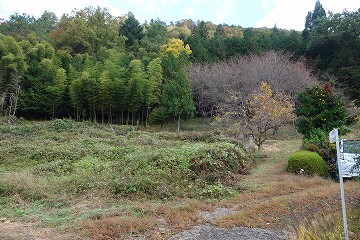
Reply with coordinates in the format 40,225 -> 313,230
0,2 -> 359,126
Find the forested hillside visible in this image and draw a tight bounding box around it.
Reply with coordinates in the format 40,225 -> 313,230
1,2 -> 360,238
0,1 -> 359,124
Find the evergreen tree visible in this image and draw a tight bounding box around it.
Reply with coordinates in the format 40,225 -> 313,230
119,12 -> 144,48
163,70 -> 195,133
306,9 -> 360,104
295,84 -> 346,138
0,13 -> 35,38
302,0 -> 326,38
141,19 -> 169,53
33,11 -> 58,41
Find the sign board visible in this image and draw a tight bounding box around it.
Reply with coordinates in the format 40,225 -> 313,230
329,129 -> 337,143
329,128 -> 349,240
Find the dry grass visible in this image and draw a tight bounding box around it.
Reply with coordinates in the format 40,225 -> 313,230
63,125 -> 360,238
65,132 -> 360,239
0,171 -> 50,200
81,215 -> 158,239
69,198 -> 211,239
1,122 -> 359,239
206,138 -> 360,236
295,214 -> 344,240
214,183 -> 343,229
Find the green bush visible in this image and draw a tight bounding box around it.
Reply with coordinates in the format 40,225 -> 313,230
286,150 -> 328,177
301,129 -> 338,179
295,85 -> 347,138
302,129 -> 334,160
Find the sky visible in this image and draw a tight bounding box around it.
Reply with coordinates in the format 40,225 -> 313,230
0,0 -> 358,30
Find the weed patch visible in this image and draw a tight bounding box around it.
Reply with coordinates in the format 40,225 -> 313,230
0,118 -> 257,239
111,142 -> 251,199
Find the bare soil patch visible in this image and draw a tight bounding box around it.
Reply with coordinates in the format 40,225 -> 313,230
0,220 -> 55,240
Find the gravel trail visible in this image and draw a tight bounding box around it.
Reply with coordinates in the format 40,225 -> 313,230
170,224 -> 289,240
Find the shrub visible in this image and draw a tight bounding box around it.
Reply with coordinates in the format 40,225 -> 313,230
45,118 -> 87,132
301,129 -> 337,179
295,85 -> 347,138
286,150 -> 328,177
302,129 -> 334,161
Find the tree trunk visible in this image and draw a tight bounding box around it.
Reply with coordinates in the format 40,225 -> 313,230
177,115 -> 180,134
8,94 -> 13,116
93,105 -> 97,122
108,105 -> 112,124
145,108 -> 149,127
0,93 -> 5,113
121,110 -> 124,125
11,84 -> 20,117
101,109 -> 104,124
52,105 -> 55,119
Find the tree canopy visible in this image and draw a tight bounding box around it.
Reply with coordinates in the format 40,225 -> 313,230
0,1 -> 358,127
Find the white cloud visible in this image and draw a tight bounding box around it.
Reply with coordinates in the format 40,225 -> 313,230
145,0 -> 157,15
185,7 -> 196,18
215,0 -> 235,24
256,0 -> 360,30
193,0 -> 209,5
261,0 -> 273,10
256,0 -> 315,30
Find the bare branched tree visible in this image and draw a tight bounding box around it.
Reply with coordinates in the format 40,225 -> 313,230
188,51 -> 318,118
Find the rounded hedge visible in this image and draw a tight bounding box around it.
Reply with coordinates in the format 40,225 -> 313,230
286,150 -> 328,177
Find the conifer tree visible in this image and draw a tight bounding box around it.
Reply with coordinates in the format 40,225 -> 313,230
119,12 -> 144,48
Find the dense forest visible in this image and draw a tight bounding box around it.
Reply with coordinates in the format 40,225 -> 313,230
0,1 -> 359,127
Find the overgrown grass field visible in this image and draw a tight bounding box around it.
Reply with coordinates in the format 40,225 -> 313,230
0,117 -> 258,239
0,117 -> 359,239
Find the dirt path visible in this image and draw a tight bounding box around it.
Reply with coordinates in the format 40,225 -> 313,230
169,139 -> 360,239
169,140 -> 298,240
170,224 -> 288,240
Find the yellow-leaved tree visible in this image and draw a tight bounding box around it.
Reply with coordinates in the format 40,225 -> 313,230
160,38 -> 192,57
220,81 -> 295,149
247,81 -> 295,149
